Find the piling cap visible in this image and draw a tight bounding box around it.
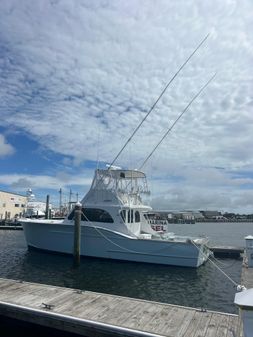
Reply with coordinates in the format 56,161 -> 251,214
245,235 -> 253,240
75,202 -> 82,208
234,288 -> 253,308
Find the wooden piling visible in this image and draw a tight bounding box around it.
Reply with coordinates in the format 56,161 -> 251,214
73,202 -> 82,266
45,195 -> 50,219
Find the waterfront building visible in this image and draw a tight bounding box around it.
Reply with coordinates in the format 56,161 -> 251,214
200,210 -> 221,219
0,190 -> 27,220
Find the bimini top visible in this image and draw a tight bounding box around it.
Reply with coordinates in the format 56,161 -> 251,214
98,169 -> 146,179
86,168 -> 150,201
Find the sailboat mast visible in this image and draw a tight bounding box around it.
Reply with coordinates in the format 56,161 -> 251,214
108,33 -> 210,169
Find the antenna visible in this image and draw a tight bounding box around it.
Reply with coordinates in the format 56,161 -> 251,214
139,73 -> 216,170
108,33 -> 210,169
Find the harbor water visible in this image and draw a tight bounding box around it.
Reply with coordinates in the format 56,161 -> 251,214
0,222 -> 252,314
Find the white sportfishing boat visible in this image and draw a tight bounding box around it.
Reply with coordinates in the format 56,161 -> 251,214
21,168 -> 210,267
21,35 -> 215,268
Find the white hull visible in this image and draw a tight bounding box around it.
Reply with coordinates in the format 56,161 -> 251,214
22,220 -> 208,268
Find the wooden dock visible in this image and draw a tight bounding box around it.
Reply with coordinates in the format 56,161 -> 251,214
0,225 -> 23,230
209,246 -> 244,258
0,278 -> 242,337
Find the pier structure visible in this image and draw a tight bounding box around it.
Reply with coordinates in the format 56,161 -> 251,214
241,239 -> 253,288
0,225 -> 22,230
0,277 -> 242,337
209,246 -> 244,258
234,236 -> 253,337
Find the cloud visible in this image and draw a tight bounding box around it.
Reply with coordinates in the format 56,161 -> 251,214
11,177 -> 33,189
0,173 -> 92,192
0,0 -> 253,212
0,134 -> 15,157
147,165 -> 253,213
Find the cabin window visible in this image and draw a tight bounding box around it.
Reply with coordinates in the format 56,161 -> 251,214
121,209 -> 138,223
129,210 -> 134,223
68,208 -> 114,223
135,211 -> 140,222
120,210 -> 126,222
15,204 -> 20,207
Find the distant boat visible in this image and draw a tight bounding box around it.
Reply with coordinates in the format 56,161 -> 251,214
20,169 -> 210,267
24,189 -> 53,218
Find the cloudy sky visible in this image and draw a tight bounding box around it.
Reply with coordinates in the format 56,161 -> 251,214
0,0 -> 253,213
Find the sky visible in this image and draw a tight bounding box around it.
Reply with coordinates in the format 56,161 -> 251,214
0,0 -> 253,213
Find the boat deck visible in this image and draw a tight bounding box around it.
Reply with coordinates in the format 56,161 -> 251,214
0,278 -> 242,337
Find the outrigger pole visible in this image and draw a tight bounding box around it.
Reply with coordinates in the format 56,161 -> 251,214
139,72 -> 216,170
108,33 -> 210,169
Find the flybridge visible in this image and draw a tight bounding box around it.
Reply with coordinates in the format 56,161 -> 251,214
90,169 -> 150,195
81,168 -> 151,208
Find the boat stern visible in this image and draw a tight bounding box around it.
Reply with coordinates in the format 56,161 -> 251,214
192,237 -> 211,267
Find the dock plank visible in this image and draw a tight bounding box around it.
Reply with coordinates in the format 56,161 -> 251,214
181,310 -> 200,337
54,293 -> 99,313
64,294 -> 120,320
189,310 -> 212,337
157,307 -> 188,336
127,303 -> 172,335
0,278 -> 242,337
145,305 -> 178,334
215,314 -> 230,337
0,282 -> 32,301
174,308 -> 196,337
121,302 -> 160,332
226,314 -> 240,337
160,307 -> 193,337
205,313 -> 226,337
92,297 -> 141,325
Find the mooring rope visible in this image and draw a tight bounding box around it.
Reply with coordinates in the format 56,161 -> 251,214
191,240 -> 239,287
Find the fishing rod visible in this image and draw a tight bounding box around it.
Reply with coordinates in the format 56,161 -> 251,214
108,33 -> 210,169
139,73 -> 216,170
